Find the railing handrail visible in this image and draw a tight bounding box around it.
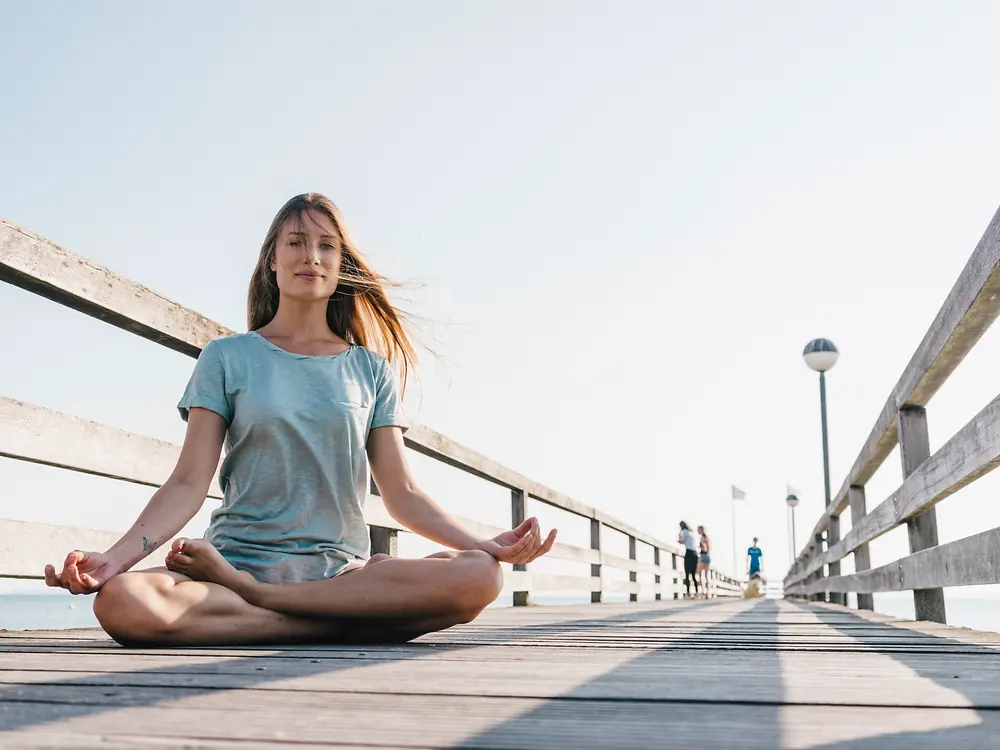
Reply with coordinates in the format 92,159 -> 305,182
0,218 -> 744,602
783,202 -> 1000,621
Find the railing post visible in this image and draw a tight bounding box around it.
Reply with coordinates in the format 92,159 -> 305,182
848,486 -> 874,610
368,478 -> 398,557
590,518 -> 602,604
653,547 -> 662,601
672,552 -> 679,599
811,533 -> 825,602
628,535 -> 638,602
827,515 -> 844,606
369,526 -> 398,557
898,407 -> 946,622
511,488 -> 529,607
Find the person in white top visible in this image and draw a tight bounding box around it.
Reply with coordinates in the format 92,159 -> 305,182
678,521 -> 699,598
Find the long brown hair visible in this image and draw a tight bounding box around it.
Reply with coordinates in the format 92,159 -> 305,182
247,193 -> 417,391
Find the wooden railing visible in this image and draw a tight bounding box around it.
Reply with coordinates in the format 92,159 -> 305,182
0,219 -> 744,605
783,202 -> 1000,622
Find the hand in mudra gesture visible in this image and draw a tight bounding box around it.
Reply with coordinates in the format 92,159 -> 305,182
44,551 -> 120,595
477,517 -> 557,564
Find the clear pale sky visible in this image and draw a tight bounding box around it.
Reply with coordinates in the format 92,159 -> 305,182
4,2 -> 1000,617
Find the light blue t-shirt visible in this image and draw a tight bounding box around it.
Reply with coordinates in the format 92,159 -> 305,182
748,546 -> 763,571
177,331 -> 408,584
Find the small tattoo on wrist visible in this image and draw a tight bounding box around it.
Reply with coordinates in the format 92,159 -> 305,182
143,537 -> 151,552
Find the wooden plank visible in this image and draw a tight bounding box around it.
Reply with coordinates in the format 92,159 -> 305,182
628,535 -> 638,602
849,486 -> 874,610
8,648 -> 1000,705
653,547 -> 661,602
600,551 -> 662,576
0,396 -> 223,497
602,578 -> 643,595
368,527 -> 398,557
807,525 -> 1000,594
0,219 -> 233,357
505,571 -> 603,593
791,202 -> 1000,569
404,423 -> 593,517
0,702 -> 992,750
590,519 -> 602,604
827,515 -> 843,606
0,734 -> 394,750
898,406 -> 946,622
0,519 -> 169,578
510,488 -> 528,606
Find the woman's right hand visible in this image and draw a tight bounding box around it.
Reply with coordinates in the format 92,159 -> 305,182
44,551 -> 121,595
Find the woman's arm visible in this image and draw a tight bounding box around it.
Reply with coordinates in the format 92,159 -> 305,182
44,407 -> 226,594
367,426 -> 556,564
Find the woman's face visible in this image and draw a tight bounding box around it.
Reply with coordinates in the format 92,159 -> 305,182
271,209 -> 342,302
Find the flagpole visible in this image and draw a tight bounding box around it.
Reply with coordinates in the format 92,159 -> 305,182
730,485 -> 747,578
731,492 -> 737,576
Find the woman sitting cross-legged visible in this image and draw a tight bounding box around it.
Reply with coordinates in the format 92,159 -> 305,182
43,192 -> 557,647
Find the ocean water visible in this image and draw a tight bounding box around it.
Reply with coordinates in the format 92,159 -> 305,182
1,594 -> 101,631
6,592 -> 1000,633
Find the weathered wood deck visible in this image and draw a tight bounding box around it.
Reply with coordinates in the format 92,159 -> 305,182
4,599 -> 1000,749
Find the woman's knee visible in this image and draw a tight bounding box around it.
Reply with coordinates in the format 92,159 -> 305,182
450,550 -> 503,611
94,573 -> 176,646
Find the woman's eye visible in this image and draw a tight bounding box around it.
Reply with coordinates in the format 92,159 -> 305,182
289,240 -> 303,247
322,243 -> 336,250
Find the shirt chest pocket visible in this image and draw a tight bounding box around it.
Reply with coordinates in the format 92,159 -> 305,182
336,382 -> 369,408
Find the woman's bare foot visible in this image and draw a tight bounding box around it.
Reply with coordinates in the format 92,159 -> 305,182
364,553 -> 391,568
165,538 -> 255,595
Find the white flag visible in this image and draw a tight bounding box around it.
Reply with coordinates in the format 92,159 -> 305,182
732,485 -> 746,500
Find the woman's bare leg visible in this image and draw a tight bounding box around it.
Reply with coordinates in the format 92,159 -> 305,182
166,538 -> 503,622
93,568 -> 348,647
94,543 -> 501,648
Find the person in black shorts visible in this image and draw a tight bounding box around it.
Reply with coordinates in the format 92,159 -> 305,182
678,521 -> 699,598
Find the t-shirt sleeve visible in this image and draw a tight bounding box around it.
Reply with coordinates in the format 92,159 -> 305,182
177,340 -> 233,424
370,357 -> 408,432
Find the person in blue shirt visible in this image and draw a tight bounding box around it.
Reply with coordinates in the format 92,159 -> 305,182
747,538 -> 763,579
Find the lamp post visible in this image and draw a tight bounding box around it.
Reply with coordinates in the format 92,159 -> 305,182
786,491 -> 799,560
802,339 -> 839,508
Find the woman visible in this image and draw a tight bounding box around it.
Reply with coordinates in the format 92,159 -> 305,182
696,525 -> 711,599
44,192 -> 557,647
678,521 -> 699,598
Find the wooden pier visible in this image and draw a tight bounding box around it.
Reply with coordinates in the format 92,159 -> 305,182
8,201 -> 1000,749
5,598 -> 1000,748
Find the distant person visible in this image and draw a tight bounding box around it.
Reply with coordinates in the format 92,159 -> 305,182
696,525 -> 711,599
743,572 -> 764,599
747,537 -> 764,580
678,521 -> 699,598
43,192 -> 557,647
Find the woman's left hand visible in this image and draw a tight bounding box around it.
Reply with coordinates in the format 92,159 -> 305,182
477,517 -> 557,564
